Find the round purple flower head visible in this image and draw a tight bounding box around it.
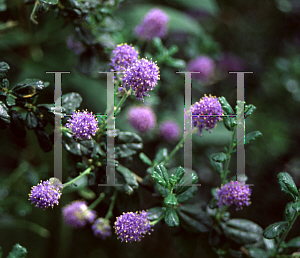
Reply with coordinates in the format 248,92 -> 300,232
190,94 -> 223,136
92,218 -> 112,240
135,8 -> 169,41
28,178 -> 63,210
215,181 -> 252,211
65,110 -> 98,140
121,58 -> 160,101
187,56 -> 215,82
67,35 -> 85,55
159,120 -> 181,142
127,106 -> 156,134
114,210 -> 154,243
109,43 -> 139,73
62,200 -> 97,228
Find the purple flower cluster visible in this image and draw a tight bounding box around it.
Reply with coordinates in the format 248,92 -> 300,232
65,110 -> 98,140
109,44 -> 139,73
187,56 -> 215,82
92,218 -> 112,240
159,120 -> 181,142
191,94 -> 223,136
127,106 -> 156,133
62,200 -> 97,228
215,181 -> 252,211
66,35 -> 85,55
135,8 -> 169,41
114,211 -> 153,243
121,58 -> 160,101
28,178 -> 63,210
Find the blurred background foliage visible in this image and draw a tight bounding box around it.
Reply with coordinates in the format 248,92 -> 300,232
1,0 -> 300,257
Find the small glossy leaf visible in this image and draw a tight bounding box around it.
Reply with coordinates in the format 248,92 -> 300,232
209,197 -> 218,209
177,204 -> 211,233
147,207 -> 165,221
115,131 -> 143,158
278,172 -> 299,201
12,79 -> 46,98
0,101 -> 10,126
0,78 -> 9,96
6,94 -> 16,106
218,97 -> 234,114
284,202 -> 297,221
139,152 -> 152,166
292,202 -> 300,212
165,57 -> 186,68
286,236 -> 300,248
245,104 -> 256,118
176,186 -> 197,203
223,116 -> 235,131
152,37 -> 163,50
0,62 -> 9,79
62,131 -> 93,156
10,110 -> 26,138
25,112 -> 38,130
263,237 -> 275,251
61,92 -> 83,114
34,128 -> 52,152
174,171 -> 198,195
263,221 -> 289,239
154,164 -> 169,184
7,243 -> 27,258
152,171 -> 167,187
174,166 -> 185,183
211,152 -> 227,162
164,207 -> 179,227
115,164 -> 138,194
164,193 -> 178,206
209,153 -> 223,174
154,148 -> 168,164
244,131 -> 262,145
155,181 -> 169,197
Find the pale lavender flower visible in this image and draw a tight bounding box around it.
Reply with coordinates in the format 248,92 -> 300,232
65,110 -> 98,140
28,178 -> 63,210
215,181 -> 252,211
191,94 -> 223,136
127,106 -> 156,133
135,8 -> 169,41
114,211 -> 153,243
62,200 -> 97,228
187,56 -> 215,82
121,58 -> 160,101
92,218 -> 112,240
159,120 -> 181,142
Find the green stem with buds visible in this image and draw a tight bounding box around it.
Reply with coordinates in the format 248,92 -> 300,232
149,214 -> 164,226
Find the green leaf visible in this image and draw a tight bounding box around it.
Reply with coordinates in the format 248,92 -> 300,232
174,166 -> 185,183
247,248 -> 268,258
174,171 -> 198,195
209,153 -> 223,174
152,37 -> 163,50
0,78 -> 9,96
244,131 -> 262,145
78,188 -> 96,200
286,236 -> 300,248
12,79 -> 46,98
278,172 -> 299,201
153,164 -> 169,184
164,193 -> 178,206
152,171 -> 167,188
114,131 -> 143,158
62,131 -> 94,156
218,97 -> 234,115
25,112 -> 38,130
209,197 -> 218,209
245,104 -> 256,118
0,101 -> 10,127
61,92 -> 83,115
263,237 -> 275,251
177,204 -> 211,233
139,152 -> 152,166
115,164 -> 139,193
0,62 -> 9,79
221,219 -> 263,245
164,207 -> 179,227
7,244 -> 27,258
34,127 -> 52,152
292,202 -> 300,212
211,152 -> 227,162
176,186 -> 197,203
154,148 -> 168,164
284,202 -> 297,221
155,181 -> 169,197
223,116 -> 236,131
10,110 -> 26,138
38,0 -> 58,4
164,57 -> 186,68
147,207 -> 165,221
263,221 -> 289,239
6,94 -> 16,106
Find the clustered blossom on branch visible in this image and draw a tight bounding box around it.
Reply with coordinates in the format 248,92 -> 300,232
187,56 -> 215,82
114,211 -> 153,243
191,94 -> 223,136
215,181 -> 252,211
65,110 -> 99,140
62,200 -> 97,228
92,218 -> 112,240
159,120 -> 181,141
28,178 -> 63,210
135,8 -> 169,41
127,106 -> 156,133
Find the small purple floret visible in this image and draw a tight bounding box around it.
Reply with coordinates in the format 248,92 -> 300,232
215,181 -> 252,211
114,210 -> 153,243
159,120 -> 181,142
62,200 -> 97,228
127,106 -> 156,133
92,218 -> 112,240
